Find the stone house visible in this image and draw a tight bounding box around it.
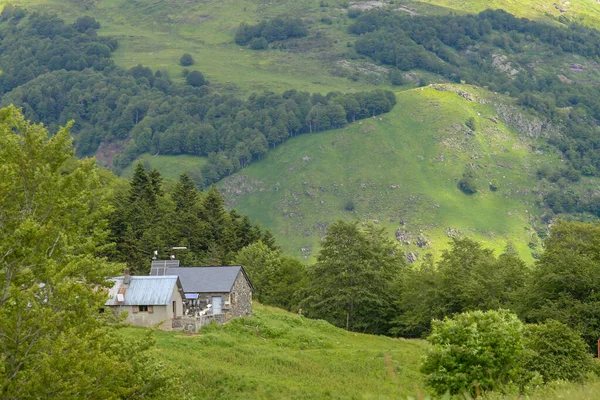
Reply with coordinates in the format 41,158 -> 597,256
105,275 -> 185,330
151,264 -> 253,322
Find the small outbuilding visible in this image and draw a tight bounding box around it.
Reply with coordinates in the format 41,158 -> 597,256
105,275 -> 185,330
151,264 -> 253,321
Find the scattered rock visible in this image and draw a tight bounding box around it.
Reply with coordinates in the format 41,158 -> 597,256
445,227 -> 461,238
406,252 -> 418,263
302,156 -> 311,162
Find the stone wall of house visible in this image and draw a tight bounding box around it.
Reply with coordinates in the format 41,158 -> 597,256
172,314 -> 227,333
230,271 -> 253,318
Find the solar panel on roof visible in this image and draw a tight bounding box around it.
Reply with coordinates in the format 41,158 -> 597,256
150,260 -> 180,276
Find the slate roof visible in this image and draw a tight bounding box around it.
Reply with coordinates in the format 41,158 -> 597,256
105,275 -> 180,306
166,266 -> 252,293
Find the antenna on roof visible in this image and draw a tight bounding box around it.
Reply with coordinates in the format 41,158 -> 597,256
169,246 -> 188,260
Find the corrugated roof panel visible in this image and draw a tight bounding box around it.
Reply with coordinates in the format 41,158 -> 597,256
106,276 -> 178,306
166,266 -> 241,293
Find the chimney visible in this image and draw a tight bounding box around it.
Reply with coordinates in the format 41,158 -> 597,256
123,269 -> 131,285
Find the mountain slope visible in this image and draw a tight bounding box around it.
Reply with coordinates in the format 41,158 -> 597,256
220,85 -> 555,262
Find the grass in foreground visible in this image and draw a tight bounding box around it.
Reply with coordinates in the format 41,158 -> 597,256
124,303 -> 428,399
122,303 -> 600,399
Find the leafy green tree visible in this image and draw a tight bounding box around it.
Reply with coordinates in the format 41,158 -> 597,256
0,106 -> 175,398
110,163 -> 170,273
458,170 -> 478,194
519,220 -> 600,351
170,173 -> 210,264
393,238 -> 527,337
422,310 -> 527,396
301,221 -> 404,333
522,320 -> 593,383
185,70 -> 205,87
235,241 -> 306,310
249,37 -> 269,50
179,53 -> 194,66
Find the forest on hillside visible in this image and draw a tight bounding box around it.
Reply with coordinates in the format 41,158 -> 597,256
347,9 -> 600,217
0,9 -> 395,187
4,103 -> 599,397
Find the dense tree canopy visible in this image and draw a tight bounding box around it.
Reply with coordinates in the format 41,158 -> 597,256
301,221 -> 404,334
0,106 -> 177,399
0,11 -> 396,188
349,9 -> 600,214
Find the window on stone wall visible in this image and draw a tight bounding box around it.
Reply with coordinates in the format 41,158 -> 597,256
139,305 -> 149,312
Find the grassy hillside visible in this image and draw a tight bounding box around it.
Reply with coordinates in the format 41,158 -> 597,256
220,85 -> 555,262
126,303 -> 600,399
421,0 -> 600,26
6,0 -> 600,97
0,0 -> 395,94
120,153 -> 206,182
132,303 -> 429,399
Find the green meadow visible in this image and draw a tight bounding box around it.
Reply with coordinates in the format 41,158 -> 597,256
0,0 -> 394,93
126,303 -> 600,399
219,85 -> 553,262
120,153 -> 206,182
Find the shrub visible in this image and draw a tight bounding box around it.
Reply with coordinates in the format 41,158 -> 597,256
185,70 -> 205,87
466,117 -> 476,131
388,69 -> 406,86
343,199 -> 355,212
180,53 -> 194,66
523,320 -> 593,383
421,310 -> 527,396
458,171 -> 478,194
249,37 -> 269,50
347,8 -> 362,19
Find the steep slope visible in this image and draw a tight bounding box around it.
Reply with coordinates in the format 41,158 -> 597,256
220,85 -> 555,262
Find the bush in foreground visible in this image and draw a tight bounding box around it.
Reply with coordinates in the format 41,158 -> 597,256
422,310 -> 595,397
421,310 -> 527,396
523,320 -> 593,383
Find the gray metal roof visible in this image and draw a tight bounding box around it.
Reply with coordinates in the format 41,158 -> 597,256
105,276 -> 179,306
166,266 -> 248,293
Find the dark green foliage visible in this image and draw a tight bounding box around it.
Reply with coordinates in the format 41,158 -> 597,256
301,221 -> 404,334
343,199 -> 355,212
348,8 -> 600,195
0,11 -> 396,186
347,8 -> 362,19
422,310 -> 527,396
388,69 -> 406,86
519,220 -> 600,352
523,320 -> 593,383
109,171 -> 266,271
185,70 -> 205,87
393,238 -> 527,337
465,117 -> 476,131
235,241 -> 307,310
458,170 -> 478,194
179,53 -> 194,66
235,17 -> 308,46
249,37 -> 269,50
